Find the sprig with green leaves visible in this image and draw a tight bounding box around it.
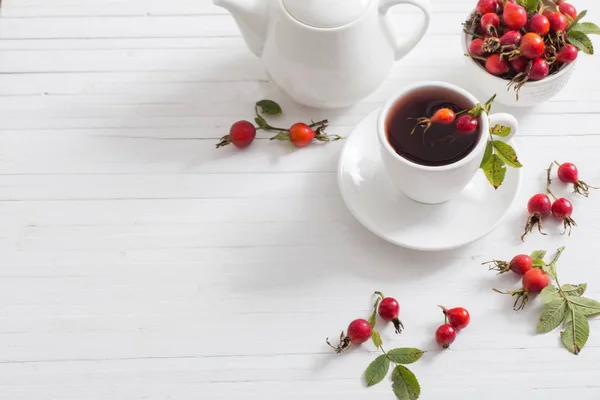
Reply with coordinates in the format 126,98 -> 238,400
535,247 -> 600,354
365,346 -> 424,400
363,292 -> 425,399
474,95 -> 523,189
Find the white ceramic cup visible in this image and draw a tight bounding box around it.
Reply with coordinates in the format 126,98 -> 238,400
377,81 -> 517,204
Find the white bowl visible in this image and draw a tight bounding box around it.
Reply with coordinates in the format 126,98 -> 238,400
461,29 -> 576,107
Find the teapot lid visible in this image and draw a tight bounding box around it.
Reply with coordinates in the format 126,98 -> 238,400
283,0 -> 371,28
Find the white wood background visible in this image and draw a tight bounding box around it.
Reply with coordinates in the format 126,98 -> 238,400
1,0 -> 600,398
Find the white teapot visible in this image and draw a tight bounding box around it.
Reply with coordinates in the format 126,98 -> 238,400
214,0 -> 431,109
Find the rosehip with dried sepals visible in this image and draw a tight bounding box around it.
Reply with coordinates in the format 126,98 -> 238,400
556,44 -> 578,63
439,306 -> 470,330
529,58 -> 549,81
500,30 -> 522,47
548,12 -> 568,33
326,318 -> 372,353
494,268 -> 550,310
559,2 -> 577,19
289,123 -> 316,148
378,296 -> 404,334
528,14 -> 550,36
455,114 -> 479,134
552,197 -> 577,235
521,193 -> 552,241
476,0 -> 498,15
519,33 -> 545,60
486,54 -> 510,75
510,56 -> 528,73
483,253 -> 532,275
435,324 -> 457,348
216,120 -> 257,149
503,2 -> 527,30
410,108 -> 455,134
469,38 -> 487,57
557,161 -> 598,197
481,13 -> 500,34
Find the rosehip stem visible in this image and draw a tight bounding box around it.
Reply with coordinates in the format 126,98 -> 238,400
546,162 -> 558,200
464,53 -> 487,62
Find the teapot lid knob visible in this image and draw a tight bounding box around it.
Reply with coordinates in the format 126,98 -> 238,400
283,0 -> 370,28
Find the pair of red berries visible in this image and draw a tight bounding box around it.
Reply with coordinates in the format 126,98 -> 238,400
424,108 -> 479,135
491,253 -> 550,310
522,162 -> 595,240
218,120 -> 319,149
327,296 -> 402,353
435,306 -> 471,349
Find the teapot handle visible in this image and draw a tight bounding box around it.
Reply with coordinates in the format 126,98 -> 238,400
379,0 -> 432,60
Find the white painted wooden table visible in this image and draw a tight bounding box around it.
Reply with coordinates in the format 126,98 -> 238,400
1,0 -> 600,398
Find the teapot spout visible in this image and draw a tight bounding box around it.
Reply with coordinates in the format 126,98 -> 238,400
214,0 -> 268,57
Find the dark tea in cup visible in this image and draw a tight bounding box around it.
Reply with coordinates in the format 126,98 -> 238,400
385,87 -> 481,167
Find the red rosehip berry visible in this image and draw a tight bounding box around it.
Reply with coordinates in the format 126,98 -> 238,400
495,268 -> 550,310
326,318 -> 372,353
485,54 -> 510,76
435,324 -> 457,348
552,197 -> 577,235
559,2 -> 577,19
509,254 -> 533,275
440,306 -> 471,330
520,33 -> 545,60
481,13 -> 500,34
503,2 -> 527,30
528,14 -> 550,36
455,115 -> 479,135
510,56 -> 529,73
476,0 -> 498,15
557,162 -> 598,196
547,12 -> 568,32
289,122 -> 316,148
521,193 -> 551,241
216,120 -> 257,149
556,44 -> 578,63
529,58 -> 549,81
378,297 -> 404,334
470,38 -> 486,57
500,30 -> 522,47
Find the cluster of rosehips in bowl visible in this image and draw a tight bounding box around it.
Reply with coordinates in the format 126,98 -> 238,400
522,161 -> 597,240
216,99 -> 341,149
435,306 -> 471,349
464,0 -> 597,95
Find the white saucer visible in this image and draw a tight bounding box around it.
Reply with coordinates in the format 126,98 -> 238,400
338,109 -> 523,251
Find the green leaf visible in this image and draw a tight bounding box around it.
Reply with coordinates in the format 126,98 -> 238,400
365,354 -> 390,387
492,140 -> 522,168
254,116 -> 268,129
571,22 -> 600,35
523,0 -> 539,14
491,124 -> 512,137
561,308 -> 589,355
568,296 -> 600,316
368,297 -> 381,328
481,154 -> 506,189
539,286 -> 561,305
391,365 -> 421,400
256,99 -> 283,115
561,284 -> 587,297
568,10 -> 588,30
386,348 -> 424,365
568,30 -> 594,55
532,259 -> 546,267
530,250 -> 547,259
538,299 -> 567,333
480,141 -> 493,168
371,328 -> 383,349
